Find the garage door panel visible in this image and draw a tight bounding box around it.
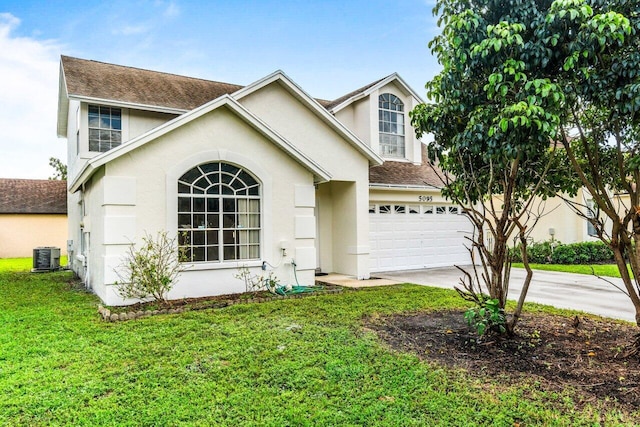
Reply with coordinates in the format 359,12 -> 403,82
405,239 -> 421,249
378,240 -> 394,250
370,204 -> 473,272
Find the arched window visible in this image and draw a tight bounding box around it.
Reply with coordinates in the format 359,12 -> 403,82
378,93 -> 405,158
177,162 -> 260,263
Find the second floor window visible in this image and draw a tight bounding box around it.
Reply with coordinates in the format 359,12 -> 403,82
88,105 -> 122,152
379,93 -> 405,158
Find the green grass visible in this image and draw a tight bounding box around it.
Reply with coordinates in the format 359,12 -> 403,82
0,256 -> 69,272
0,259 -> 636,425
513,262 -> 624,278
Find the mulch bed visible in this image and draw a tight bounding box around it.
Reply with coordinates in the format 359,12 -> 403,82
368,310 -> 640,414
100,284 -> 344,321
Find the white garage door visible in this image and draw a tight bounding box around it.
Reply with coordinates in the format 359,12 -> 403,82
369,203 -> 474,272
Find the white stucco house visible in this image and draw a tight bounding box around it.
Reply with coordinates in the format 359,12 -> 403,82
56,56 -> 478,305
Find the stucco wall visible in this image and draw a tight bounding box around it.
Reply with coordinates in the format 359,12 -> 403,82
240,81 -> 372,278
92,105 -> 317,305
83,171 -> 107,296
334,99 -> 371,146
239,82 -> 370,182
525,189 -> 621,244
369,186 -> 449,205
0,214 -> 68,258
66,99 -> 81,178
67,188 -> 83,277
128,109 -> 178,139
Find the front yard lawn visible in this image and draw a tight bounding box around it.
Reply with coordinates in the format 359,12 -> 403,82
0,256 -> 69,273
1,259 -> 638,425
513,262 -> 624,278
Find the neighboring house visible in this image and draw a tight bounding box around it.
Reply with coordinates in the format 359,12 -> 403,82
57,56 -> 591,305
0,179 -> 68,258
517,189 -> 609,244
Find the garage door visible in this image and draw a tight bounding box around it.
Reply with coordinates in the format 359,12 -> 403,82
369,203 -> 474,272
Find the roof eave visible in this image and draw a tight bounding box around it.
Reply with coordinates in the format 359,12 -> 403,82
56,61 -> 69,138
69,94 -> 332,192
67,95 -> 189,115
69,162 -> 94,193
330,73 -> 426,115
369,183 -> 442,190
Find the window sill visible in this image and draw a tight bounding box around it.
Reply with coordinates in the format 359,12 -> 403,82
180,260 -> 263,272
381,157 -> 410,163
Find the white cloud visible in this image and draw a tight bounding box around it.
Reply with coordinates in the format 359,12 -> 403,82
152,1 -> 180,18
163,2 -> 181,18
0,12 -> 20,36
0,13 -> 65,179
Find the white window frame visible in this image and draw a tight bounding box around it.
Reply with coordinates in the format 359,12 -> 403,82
177,162 -> 261,264
378,93 -> 405,159
88,105 -> 122,152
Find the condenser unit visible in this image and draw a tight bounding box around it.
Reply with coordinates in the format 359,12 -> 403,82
32,247 -> 61,272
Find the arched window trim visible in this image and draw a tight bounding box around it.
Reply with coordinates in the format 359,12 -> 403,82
378,93 -> 405,159
177,161 -> 261,264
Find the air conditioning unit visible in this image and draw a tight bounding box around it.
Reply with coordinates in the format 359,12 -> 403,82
32,247 -> 61,272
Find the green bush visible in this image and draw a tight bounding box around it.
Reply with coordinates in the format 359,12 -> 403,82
550,241 -> 614,264
510,240 -> 555,264
464,297 -> 506,336
549,244 -> 578,264
114,231 -> 182,302
511,240 -> 614,265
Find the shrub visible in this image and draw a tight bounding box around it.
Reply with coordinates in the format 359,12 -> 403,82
464,297 -> 506,336
115,231 -> 182,302
234,266 -> 279,293
550,241 -> 613,264
511,239 -> 614,265
510,240 -> 556,264
550,244 -> 578,264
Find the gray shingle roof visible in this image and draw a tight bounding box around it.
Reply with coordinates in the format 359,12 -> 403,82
369,144 -> 444,188
61,56 -> 244,111
61,56 -> 390,113
0,179 -> 67,214
323,76 -> 388,111
61,57 -> 435,187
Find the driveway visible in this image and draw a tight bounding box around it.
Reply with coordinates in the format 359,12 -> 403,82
378,266 -> 637,323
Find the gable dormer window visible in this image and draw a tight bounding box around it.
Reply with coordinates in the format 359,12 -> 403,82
378,93 -> 405,158
88,105 -> 122,152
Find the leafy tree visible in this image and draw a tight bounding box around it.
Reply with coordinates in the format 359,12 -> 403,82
542,0 -> 640,333
411,0 -> 579,334
48,157 -> 67,180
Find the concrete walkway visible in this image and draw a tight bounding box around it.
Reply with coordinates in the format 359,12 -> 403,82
316,273 -> 402,288
377,266 -> 638,323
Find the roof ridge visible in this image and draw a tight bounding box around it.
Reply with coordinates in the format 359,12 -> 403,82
325,74 -> 393,110
61,55 -> 244,89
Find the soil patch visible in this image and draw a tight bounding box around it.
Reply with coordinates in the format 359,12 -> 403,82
368,310 -> 640,414
107,284 -> 343,314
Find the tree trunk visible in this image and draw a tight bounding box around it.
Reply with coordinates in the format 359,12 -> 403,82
611,244 -> 640,326
508,226 -> 533,334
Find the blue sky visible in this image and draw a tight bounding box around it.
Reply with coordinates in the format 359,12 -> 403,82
0,0 -> 441,179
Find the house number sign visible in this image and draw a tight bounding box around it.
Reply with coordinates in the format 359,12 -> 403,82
418,195 -> 433,202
